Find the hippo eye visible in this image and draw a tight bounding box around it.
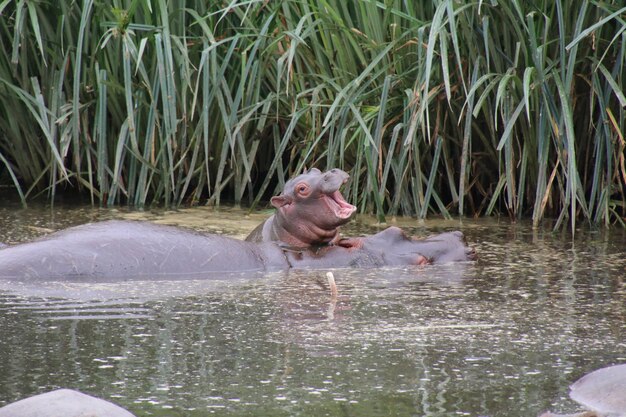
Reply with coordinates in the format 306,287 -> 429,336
295,183 -> 310,196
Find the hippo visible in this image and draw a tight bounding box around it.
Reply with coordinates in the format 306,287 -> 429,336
0,220 -> 474,281
539,363 -> 626,417
0,389 -> 136,417
246,168 -> 356,247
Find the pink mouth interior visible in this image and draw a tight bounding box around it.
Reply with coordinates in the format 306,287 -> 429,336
328,190 -> 356,218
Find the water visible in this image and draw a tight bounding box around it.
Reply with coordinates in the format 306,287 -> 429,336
0,204 -> 625,416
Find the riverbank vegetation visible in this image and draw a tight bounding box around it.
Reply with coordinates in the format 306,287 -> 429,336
0,0 -> 624,227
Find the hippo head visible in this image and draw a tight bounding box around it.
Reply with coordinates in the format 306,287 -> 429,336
358,227 -> 475,264
270,168 -> 356,246
360,227 -> 432,266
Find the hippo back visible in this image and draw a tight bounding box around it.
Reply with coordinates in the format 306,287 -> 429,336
0,389 -> 136,417
245,216 -> 272,242
0,220 -> 289,281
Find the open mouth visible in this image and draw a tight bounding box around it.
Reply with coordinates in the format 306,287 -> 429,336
327,190 -> 356,219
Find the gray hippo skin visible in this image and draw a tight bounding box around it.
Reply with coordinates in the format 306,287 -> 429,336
0,221 -> 474,281
0,220 -> 287,281
246,168 -> 356,247
0,389 -> 136,417
539,363 -> 626,417
336,227 -> 475,265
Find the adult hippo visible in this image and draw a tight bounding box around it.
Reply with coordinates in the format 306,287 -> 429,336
0,220 -> 474,281
246,168 -> 356,247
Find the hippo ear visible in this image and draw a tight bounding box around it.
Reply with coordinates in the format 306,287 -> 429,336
271,195 -> 291,208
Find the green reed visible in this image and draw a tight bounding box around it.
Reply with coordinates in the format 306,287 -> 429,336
0,0 -> 624,228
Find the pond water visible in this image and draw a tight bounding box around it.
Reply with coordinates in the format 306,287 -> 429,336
0,203 -> 625,417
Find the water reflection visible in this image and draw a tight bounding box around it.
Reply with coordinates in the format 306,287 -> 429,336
0,204 -> 625,416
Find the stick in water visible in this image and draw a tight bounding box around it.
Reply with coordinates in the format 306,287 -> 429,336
325,271 -> 338,320
326,271 -> 338,299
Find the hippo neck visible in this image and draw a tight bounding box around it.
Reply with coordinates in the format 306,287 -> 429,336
271,214 -> 340,247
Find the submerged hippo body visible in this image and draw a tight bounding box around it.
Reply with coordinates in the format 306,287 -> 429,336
0,221 -> 287,281
246,168 -> 356,246
0,389 -> 136,417
540,363 -> 626,417
0,221 -> 474,281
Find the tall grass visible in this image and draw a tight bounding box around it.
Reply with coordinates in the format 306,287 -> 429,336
0,0 -> 624,227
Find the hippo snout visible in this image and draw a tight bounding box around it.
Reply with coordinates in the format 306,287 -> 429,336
323,168 -> 348,181
321,169 -> 349,192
